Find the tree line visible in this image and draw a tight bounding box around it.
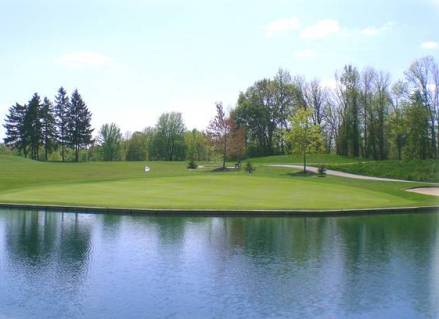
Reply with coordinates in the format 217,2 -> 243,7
3,56 -> 437,162
92,106 -> 245,163
3,88 -> 93,161
234,56 -> 438,161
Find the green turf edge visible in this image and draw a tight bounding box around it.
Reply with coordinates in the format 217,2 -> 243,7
1,202 -> 438,217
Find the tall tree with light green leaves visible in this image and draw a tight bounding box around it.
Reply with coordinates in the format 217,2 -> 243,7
150,112 -> 186,161
126,131 -> 149,161
98,123 -> 122,161
336,65 -> 360,157
184,129 -> 210,161
404,92 -> 431,159
287,108 -> 324,173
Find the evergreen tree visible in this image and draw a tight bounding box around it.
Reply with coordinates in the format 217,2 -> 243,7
23,93 -> 42,160
41,97 -> 56,161
54,87 -> 70,161
66,89 -> 94,162
3,103 -> 27,156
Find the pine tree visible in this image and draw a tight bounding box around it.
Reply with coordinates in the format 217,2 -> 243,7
54,87 -> 69,162
23,93 -> 42,160
67,89 -> 93,162
3,103 -> 27,156
41,97 -> 56,161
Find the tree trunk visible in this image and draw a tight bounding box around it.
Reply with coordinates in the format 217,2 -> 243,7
223,132 -> 227,169
303,151 -> 307,173
430,116 -> 437,158
397,141 -> 401,161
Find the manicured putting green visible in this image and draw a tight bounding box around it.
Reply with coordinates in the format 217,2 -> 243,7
0,174 -> 430,210
0,155 -> 437,210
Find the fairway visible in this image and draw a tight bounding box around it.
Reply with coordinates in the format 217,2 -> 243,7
0,155 -> 437,211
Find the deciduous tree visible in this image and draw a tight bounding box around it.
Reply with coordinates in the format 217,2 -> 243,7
98,123 -> 122,161
287,108 -> 324,172
207,103 -> 230,169
150,112 -> 185,161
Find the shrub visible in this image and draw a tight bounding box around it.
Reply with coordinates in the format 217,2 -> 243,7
318,164 -> 327,176
245,161 -> 255,174
187,159 -> 198,169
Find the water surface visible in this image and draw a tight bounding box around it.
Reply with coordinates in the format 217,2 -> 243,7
0,209 -> 438,318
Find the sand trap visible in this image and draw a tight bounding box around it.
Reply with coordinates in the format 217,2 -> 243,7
407,187 -> 439,197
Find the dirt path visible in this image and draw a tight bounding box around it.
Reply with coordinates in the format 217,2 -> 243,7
268,164 -> 413,182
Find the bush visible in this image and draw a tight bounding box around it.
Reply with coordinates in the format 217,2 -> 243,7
318,164 -> 327,176
0,144 -> 14,156
187,159 -> 198,169
245,161 -> 255,174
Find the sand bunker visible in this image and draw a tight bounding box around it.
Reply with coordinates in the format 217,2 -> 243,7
407,187 -> 439,197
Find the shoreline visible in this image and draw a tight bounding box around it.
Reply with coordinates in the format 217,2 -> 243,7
0,203 -> 438,218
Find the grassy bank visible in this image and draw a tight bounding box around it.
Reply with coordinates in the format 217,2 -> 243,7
0,155 -> 437,211
251,154 -> 438,182
325,160 -> 439,183
250,154 -> 361,165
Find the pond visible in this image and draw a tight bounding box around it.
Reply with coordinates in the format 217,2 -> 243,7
0,209 -> 438,318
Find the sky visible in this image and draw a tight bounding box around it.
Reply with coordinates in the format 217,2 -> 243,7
1,0 -> 439,138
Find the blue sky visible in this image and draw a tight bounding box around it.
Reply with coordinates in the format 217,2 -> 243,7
1,0 -> 439,138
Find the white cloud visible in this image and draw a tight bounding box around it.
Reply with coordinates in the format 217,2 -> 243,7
300,19 -> 340,39
361,27 -> 380,36
360,22 -> 394,36
294,49 -> 317,59
264,17 -> 300,38
56,52 -> 112,67
421,41 -> 439,49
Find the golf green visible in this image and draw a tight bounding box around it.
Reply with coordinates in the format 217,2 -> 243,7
0,155 -> 437,211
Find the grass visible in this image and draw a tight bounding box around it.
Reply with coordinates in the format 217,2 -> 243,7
326,160 -> 439,183
250,154 -> 438,183
250,153 -> 361,165
0,155 -> 437,211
